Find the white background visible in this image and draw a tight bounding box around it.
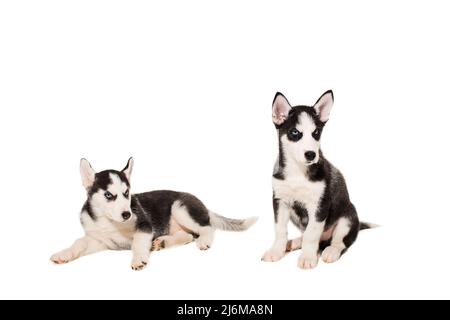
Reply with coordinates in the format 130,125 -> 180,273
0,1 -> 449,300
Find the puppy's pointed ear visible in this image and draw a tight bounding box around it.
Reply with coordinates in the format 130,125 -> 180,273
122,157 -> 134,181
272,92 -> 292,126
80,159 -> 96,189
314,90 -> 334,122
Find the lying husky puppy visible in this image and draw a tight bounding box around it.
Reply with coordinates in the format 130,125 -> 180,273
263,91 -> 377,269
51,158 -> 257,270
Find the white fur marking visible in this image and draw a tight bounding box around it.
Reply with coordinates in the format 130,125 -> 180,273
298,220 -> 325,270
131,232 -> 153,271
262,203 -> 291,262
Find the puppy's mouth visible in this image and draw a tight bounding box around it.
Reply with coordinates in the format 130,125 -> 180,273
304,159 -> 318,166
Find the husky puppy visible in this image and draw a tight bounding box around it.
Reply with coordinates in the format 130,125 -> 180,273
262,91 -> 377,269
51,158 -> 257,270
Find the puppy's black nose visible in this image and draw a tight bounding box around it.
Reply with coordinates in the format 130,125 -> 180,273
122,211 -> 131,220
305,151 -> 316,161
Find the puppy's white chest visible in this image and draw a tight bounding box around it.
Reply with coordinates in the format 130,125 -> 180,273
273,176 -> 325,212
81,214 -> 135,250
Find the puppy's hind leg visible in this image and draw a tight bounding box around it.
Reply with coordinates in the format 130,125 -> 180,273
171,199 -> 215,251
322,216 -> 358,264
195,226 -> 215,250
152,231 -> 194,251
50,236 -> 106,264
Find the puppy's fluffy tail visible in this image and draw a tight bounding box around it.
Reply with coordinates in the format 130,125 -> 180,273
359,221 -> 380,230
209,211 -> 258,231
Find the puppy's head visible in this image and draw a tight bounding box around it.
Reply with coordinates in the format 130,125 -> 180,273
272,90 -> 334,166
80,158 -> 134,223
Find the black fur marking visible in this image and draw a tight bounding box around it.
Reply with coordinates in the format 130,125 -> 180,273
306,153 -> 328,182
178,193 -> 211,227
273,197 -> 280,223
273,171 -> 284,180
359,222 -> 371,230
319,239 -> 332,253
81,201 -> 96,221
131,196 -> 154,234
292,201 -> 309,229
312,128 -> 322,140
273,136 -> 286,180
343,212 -> 360,248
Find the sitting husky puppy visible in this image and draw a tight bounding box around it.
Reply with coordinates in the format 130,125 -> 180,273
262,91 -> 376,269
51,158 -> 257,270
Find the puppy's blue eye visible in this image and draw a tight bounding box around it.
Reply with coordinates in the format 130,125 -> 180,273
288,128 -> 302,141
104,191 -> 113,200
123,190 -> 129,198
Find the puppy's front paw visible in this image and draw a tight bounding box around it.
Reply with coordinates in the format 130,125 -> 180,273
298,254 -> 318,270
50,249 -> 76,264
261,250 -> 284,262
321,246 -> 342,263
131,256 -> 148,271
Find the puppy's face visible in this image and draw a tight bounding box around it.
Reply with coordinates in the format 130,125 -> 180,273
272,91 -> 334,166
80,158 -> 134,223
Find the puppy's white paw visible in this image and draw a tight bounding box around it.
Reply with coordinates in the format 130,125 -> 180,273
261,250 -> 284,262
131,256 -> 148,271
298,254 -> 318,270
322,246 -> 342,263
196,237 -> 212,251
50,249 -> 76,264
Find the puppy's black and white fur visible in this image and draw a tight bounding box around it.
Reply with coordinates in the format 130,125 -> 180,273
51,158 -> 257,270
262,91 -> 376,269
